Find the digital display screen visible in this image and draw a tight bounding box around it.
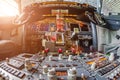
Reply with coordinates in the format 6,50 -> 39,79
56,70 -> 67,76
22,54 -> 33,58
49,23 -> 56,32
81,24 -> 89,31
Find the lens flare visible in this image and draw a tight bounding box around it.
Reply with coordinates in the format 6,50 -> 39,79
0,0 -> 19,16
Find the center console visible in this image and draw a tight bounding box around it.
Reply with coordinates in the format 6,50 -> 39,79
0,52 -> 119,80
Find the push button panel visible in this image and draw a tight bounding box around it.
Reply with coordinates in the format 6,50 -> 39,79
0,63 -> 25,80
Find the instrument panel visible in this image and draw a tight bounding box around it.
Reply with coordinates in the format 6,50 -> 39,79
0,52 -> 120,80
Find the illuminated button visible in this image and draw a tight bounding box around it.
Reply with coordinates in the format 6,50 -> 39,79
52,64 -> 57,67
1,72 -> 5,75
73,64 -> 78,66
110,73 -> 114,79
114,70 -> 118,75
0,64 -> 4,68
18,72 -> 25,78
0,64 -> 3,67
66,64 -> 71,67
14,71 -> 20,76
1,65 -> 5,69
3,75 -> 9,80
113,64 -> 117,67
5,76 -> 9,80
4,67 -> 9,71
2,66 -> 6,70
6,68 -> 11,72
117,68 -> 120,72
11,70 -> 17,74
8,68 -> 13,73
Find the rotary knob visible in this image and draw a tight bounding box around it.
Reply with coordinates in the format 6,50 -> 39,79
1,72 -> 5,76
114,70 -> 118,75
110,73 -> 115,79
4,75 -> 9,80
5,76 -> 9,80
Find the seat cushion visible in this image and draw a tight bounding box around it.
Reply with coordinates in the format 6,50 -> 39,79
0,40 -> 21,61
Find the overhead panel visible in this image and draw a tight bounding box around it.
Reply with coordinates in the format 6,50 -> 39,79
21,0 -> 98,10
101,0 -> 120,15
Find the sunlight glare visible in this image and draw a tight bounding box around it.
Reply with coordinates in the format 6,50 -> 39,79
0,0 -> 19,16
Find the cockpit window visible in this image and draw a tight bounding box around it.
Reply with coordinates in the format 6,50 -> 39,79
0,0 -> 19,16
